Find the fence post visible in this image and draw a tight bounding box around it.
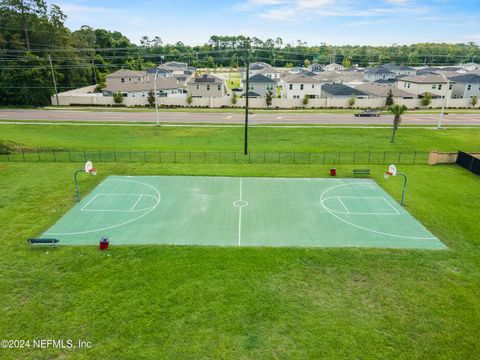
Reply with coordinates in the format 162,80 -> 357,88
204,151 -> 206,163
53,150 -> 57,162
21,149 -> 25,162
6,153 -> 9,162
263,151 -> 266,163
323,151 -> 326,165
37,149 -> 41,161
234,151 -> 236,163
368,151 -> 371,164
129,150 -> 132,162
68,150 -> 72,162
338,151 -> 341,165
114,149 -> 117,162
413,151 -> 417,164
308,152 -> 311,164
83,150 -> 87,161
219,151 -> 222,164
353,151 -> 356,164
397,152 -> 401,164
383,151 -> 387,164
144,151 -> 147,162
174,151 -> 177,163
99,150 -> 102,162
189,151 -> 191,163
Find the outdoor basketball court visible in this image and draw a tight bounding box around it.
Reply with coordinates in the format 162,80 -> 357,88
43,176 -> 446,249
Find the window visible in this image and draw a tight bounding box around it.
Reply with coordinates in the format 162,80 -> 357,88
196,85 -> 199,90
449,84 -> 453,90
121,78 -> 125,83
129,78 -> 132,82
300,84 -> 304,90
289,84 -> 293,90
407,83 -> 410,88
218,85 -> 221,91
312,84 -> 315,88
438,84 -> 442,90
207,85 -> 210,91
432,84 -> 437,89
467,85 -> 472,91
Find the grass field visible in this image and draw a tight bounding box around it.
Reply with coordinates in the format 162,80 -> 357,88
1,124 -> 480,152
1,124 -> 480,359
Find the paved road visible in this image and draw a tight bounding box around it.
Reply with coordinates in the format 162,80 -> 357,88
1,109 -> 480,125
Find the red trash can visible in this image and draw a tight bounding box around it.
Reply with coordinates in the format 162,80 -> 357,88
330,168 -> 337,176
99,237 -> 109,251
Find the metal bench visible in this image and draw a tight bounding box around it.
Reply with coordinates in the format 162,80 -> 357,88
27,238 -> 59,246
353,169 -> 371,176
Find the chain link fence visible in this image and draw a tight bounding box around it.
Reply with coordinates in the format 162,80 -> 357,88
0,149 -> 429,165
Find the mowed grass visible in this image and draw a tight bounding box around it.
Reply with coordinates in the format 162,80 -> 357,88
1,162 -> 480,359
1,124 -> 480,152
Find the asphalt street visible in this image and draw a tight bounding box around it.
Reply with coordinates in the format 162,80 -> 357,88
1,109 -> 480,125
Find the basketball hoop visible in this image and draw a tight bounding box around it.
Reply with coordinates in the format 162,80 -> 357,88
383,164 -> 407,206
85,161 -> 97,176
384,164 -> 397,179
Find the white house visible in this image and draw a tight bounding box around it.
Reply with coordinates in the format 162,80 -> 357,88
281,74 -> 324,99
396,74 -> 453,99
242,74 -> 277,97
449,74 -> 480,99
364,68 -> 396,82
324,63 -> 344,72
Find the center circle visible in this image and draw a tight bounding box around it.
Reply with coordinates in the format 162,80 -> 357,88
233,200 -> 248,207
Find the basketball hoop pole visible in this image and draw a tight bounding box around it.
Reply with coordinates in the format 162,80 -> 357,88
397,172 -> 408,206
74,169 -> 84,202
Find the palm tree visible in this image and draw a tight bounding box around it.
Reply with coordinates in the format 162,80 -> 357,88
389,104 -> 407,143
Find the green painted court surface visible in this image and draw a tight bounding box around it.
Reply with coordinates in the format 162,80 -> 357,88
44,176 -> 446,249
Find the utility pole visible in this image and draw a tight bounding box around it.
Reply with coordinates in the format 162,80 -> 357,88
91,52 -> 98,84
48,55 -> 59,106
437,72 -> 449,130
244,39 -> 250,155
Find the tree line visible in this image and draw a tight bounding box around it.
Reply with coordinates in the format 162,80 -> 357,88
1,1 -> 480,106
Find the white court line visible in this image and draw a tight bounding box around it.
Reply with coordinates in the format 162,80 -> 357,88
81,194 -> 100,211
320,182 -> 436,240
130,194 -> 143,211
238,177 -> 243,246
382,198 -> 400,215
45,179 -> 161,236
337,197 -> 350,214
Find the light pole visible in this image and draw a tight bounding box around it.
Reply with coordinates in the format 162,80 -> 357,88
153,69 -> 160,126
244,39 -> 251,155
437,72 -> 449,130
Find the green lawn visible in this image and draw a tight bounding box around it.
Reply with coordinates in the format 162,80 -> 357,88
1,124 -> 480,152
1,161 -> 480,359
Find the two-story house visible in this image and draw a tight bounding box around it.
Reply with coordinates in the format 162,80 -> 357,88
242,74 -> 277,97
449,74 -> 480,99
187,74 -> 227,98
396,74 -> 453,99
281,74 -> 324,99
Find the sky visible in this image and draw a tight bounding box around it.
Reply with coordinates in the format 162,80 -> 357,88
54,0 -> 480,46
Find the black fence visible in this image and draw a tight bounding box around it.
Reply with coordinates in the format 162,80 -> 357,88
0,149 -> 429,165
457,151 -> 480,175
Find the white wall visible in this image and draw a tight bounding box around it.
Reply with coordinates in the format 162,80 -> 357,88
52,94 -> 480,109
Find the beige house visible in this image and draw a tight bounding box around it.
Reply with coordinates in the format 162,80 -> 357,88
355,83 -> 415,99
396,74 -> 453,98
105,69 -> 149,89
187,74 -> 227,98
103,77 -> 185,98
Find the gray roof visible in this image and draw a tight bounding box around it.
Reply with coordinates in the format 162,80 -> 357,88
448,74 -> 480,83
282,73 -> 325,84
366,68 -> 395,75
322,83 -> 367,96
146,67 -> 171,74
188,74 -> 223,84
399,74 -> 449,84
355,83 -> 415,98
106,69 -> 146,78
380,63 -> 415,71
242,91 -> 261,97
247,74 -> 277,83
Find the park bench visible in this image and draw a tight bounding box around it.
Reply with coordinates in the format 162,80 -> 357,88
27,238 -> 59,246
353,169 -> 371,176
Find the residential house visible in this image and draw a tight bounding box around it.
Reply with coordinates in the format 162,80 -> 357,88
364,67 -> 396,82
242,74 -> 277,97
187,74 -> 227,98
146,67 -> 173,78
103,77 -> 185,98
355,83 -> 415,99
308,63 -> 325,73
396,74 -> 453,98
324,63 -> 344,72
321,83 -> 368,99
281,74 -> 324,99
448,74 -> 480,99
459,62 -> 480,72
105,69 -> 149,89
380,63 -> 417,76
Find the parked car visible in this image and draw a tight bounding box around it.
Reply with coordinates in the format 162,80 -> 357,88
354,109 -> 381,117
